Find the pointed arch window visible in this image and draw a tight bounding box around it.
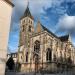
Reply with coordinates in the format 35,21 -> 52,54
26,52 -> 28,62
31,21 -> 32,24
22,25 -> 24,32
22,20 -> 25,24
23,20 -> 25,23
53,54 -> 56,62
34,40 -> 40,53
28,26 -> 32,32
46,48 -> 52,62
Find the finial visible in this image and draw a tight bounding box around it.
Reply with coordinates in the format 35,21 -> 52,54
68,34 -> 72,42
37,16 -> 41,23
27,0 -> 29,7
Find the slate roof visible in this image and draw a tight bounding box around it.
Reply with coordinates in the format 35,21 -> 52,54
20,6 -> 33,20
40,23 -> 69,41
41,24 -> 58,38
58,35 -> 69,42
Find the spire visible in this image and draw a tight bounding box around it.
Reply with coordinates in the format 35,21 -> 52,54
27,0 -> 29,8
68,34 -> 72,42
23,1 -> 33,19
37,18 -> 41,24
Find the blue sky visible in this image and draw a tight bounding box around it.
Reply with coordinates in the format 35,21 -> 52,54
8,0 -> 75,53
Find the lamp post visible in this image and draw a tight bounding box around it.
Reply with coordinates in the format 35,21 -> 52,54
34,52 -> 39,75
30,57 -> 32,72
42,50 -> 43,70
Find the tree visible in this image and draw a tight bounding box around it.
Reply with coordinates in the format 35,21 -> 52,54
6,56 -> 15,70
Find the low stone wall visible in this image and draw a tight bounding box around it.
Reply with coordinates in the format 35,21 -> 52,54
20,62 -> 58,73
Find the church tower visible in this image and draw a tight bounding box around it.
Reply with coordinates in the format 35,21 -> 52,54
18,3 -> 34,63
19,4 -> 34,47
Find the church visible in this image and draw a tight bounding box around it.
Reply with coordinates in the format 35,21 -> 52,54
18,4 -> 75,72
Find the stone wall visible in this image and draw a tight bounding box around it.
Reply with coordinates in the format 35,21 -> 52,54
0,0 -> 13,75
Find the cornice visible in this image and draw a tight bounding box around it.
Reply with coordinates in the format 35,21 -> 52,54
4,0 -> 14,7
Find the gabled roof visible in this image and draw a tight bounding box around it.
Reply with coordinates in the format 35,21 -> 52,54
36,21 -> 58,38
35,21 -> 70,42
41,24 -> 69,42
41,25 -> 58,38
20,6 -> 33,20
58,35 -> 69,42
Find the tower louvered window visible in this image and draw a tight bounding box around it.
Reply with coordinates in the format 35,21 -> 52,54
28,26 -> 31,32
22,25 -> 24,32
26,52 -> 28,62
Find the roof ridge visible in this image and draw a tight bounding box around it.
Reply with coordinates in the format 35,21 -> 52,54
58,34 -> 69,38
40,24 -> 58,38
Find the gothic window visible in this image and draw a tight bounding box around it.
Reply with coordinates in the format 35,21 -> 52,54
31,21 -> 32,24
46,48 -> 52,62
29,19 -> 31,23
53,54 -> 56,62
59,51 -> 63,62
26,52 -> 28,62
22,20 -> 25,24
22,25 -> 24,31
21,56 -> 22,59
34,40 -> 40,53
53,40 -> 56,46
24,20 -> 25,23
61,42 -> 64,50
56,41 -> 58,47
45,36 -> 47,43
28,26 -> 32,32
28,40 -> 30,47
46,51 -> 48,61
49,39 -> 52,48
43,37 -> 45,44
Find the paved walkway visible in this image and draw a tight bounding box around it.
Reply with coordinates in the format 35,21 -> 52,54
5,71 -> 75,75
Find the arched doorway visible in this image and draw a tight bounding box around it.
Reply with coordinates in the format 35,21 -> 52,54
34,40 -> 40,72
46,48 -> 52,62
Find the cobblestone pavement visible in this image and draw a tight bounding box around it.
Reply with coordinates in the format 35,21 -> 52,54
5,71 -> 75,75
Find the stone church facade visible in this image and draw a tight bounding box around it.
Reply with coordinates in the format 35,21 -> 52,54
18,5 -> 75,72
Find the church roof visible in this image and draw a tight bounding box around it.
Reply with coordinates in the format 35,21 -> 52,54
20,6 -> 33,20
36,21 -> 69,41
41,25 -> 58,38
41,24 -> 69,42
36,20 -> 58,38
58,35 -> 69,42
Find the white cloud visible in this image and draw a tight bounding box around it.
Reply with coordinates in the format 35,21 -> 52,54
10,0 -> 75,52
57,14 -> 75,30
12,0 -> 54,18
11,0 -> 55,31
28,0 -> 53,17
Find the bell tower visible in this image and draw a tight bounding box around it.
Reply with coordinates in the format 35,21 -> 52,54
19,4 -> 34,47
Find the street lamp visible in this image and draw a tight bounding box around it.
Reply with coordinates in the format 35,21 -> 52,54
30,57 -> 32,72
